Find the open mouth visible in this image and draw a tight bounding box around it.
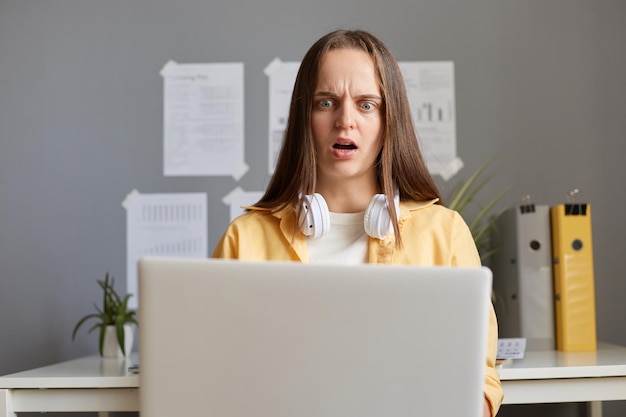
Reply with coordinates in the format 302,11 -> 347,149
332,142 -> 357,150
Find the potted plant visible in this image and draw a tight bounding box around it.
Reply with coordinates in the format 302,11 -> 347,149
72,273 -> 138,357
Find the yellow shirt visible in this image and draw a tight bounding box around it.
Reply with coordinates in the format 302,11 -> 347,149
212,199 -> 504,415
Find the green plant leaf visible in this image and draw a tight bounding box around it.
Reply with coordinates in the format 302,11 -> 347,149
71,313 -> 101,340
98,323 -> 106,357
445,158 -> 509,263
116,321 -> 126,356
468,187 -> 511,232
86,322 -> 102,334
448,158 -> 495,210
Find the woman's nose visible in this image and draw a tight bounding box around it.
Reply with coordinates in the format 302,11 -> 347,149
335,105 -> 355,129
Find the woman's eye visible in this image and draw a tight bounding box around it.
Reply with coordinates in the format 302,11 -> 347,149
361,102 -> 374,111
319,99 -> 333,108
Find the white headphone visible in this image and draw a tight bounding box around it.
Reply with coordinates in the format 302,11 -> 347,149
298,192 -> 400,240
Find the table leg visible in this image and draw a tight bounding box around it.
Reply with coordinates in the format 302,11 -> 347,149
0,389 -> 17,417
589,401 -> 602,417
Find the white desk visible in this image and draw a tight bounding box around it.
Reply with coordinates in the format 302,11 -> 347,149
2,343 -> 626,416
497,342 -> 626,417
0,354 -> 139,417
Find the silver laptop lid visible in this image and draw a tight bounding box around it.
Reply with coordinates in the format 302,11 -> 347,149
138,257 -> 491,417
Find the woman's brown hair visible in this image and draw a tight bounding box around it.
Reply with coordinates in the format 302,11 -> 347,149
253,29 -> 442,246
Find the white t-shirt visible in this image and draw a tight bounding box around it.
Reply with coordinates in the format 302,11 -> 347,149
306,211 -> 368,264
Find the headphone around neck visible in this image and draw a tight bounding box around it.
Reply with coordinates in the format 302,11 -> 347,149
298,192 -> 400,240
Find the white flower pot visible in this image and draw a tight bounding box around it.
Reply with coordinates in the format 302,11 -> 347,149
102,324 -> 134,358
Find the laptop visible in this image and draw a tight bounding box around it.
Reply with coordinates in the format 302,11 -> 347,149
138,257 -> 492,417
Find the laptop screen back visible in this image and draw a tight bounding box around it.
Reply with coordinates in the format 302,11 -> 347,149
138,257 -> 491,417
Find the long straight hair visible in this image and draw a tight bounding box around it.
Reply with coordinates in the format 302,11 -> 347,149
253,29 -> 442,246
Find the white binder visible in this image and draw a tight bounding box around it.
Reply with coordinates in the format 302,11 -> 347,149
492,204 -> 555,350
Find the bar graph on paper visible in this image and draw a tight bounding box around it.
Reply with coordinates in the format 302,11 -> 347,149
399,61 -> 458,179
123,191 -> 208,308
413,95 -> 457,174
415,99 -> 454,123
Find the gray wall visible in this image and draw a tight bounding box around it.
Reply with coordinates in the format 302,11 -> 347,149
1,1 -> 625,416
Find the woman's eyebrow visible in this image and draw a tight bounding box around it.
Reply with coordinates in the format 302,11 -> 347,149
313,91 -> 382,100
356,94 -> 382,101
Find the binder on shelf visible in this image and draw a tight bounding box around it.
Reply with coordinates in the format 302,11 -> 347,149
550,202 -> 597,352
491,203 -> 555,350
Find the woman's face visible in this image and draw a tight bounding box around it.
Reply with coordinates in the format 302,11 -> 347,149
311,48 -> 383,187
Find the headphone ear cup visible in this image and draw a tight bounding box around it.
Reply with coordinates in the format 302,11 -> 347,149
364,193 -> 399,239
299,193 -> 330,239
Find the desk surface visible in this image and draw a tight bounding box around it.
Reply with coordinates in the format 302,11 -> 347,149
1,344 -> 626,417
498,342 -> 626,380
2,342 -> 626,388
0,353 -> 139,389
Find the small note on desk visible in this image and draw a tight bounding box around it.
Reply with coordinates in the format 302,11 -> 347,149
497,338 -> 526,360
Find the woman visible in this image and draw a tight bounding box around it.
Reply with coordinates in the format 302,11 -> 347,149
213,29 -> 503,416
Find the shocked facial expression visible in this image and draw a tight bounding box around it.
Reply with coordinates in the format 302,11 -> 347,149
311,48 -> 384,186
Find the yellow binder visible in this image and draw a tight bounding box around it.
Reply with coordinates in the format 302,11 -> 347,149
550,203 -> 597,351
